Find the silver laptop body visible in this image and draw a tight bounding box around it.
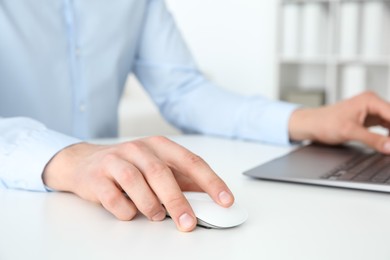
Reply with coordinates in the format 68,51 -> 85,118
243,144 -> 390,193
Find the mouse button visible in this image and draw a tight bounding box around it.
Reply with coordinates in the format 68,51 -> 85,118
183,192 -> 212,202
190,200 -> 248,228
196,219 -> 215,229
187,199 -> 217,214
216,204 -> 248,227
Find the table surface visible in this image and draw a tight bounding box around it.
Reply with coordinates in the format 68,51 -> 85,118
1,135 -> 390,260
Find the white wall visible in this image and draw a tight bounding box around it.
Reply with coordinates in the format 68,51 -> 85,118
119,0 -> 278,137
166,0 -> 278,97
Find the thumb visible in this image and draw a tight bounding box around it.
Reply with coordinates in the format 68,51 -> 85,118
350,126 -> 390,154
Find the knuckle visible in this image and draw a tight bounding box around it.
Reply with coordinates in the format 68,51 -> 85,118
120,209 -> 138,221
100,190 -> 122,210
116,167 -> 139,186
207,176 -> 225,190
358,90 -> 376,101
363,90 -> 375,97
146,162 -> 169,178
148,135 -> 170,144
121,141 -> 144,153
142,202 -> 160,217
165,195 -> 186,212
101,153 -> 118,166
100,190 -> 138,221
184,152 -> 205,166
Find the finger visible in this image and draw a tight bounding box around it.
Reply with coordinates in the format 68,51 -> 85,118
110,158 -> 166,221
365,93 -> 390,124
96,179 -> 138,221
349,125 -> 390,154
172,170 -> 203,192
376,121 -> 390,131
145,137 -> 234,207
139,158 -> 196,232
122,142 -> 197,232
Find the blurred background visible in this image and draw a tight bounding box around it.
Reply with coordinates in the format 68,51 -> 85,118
119,0 -> 277,137
119,0 -> 390,137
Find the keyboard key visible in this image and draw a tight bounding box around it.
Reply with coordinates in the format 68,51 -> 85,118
353,159 -> 390,182
338,170 -> 359,181
373,168 -> 390,183
347,154 -> 382,175
323,152 -> 390,184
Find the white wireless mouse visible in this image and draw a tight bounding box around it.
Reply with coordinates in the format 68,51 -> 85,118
182,191 -> 248,229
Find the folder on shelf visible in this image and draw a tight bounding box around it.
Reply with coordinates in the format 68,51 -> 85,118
278,0 -> 390,106
302,3 -> 327,57
341,65 -> 366,99
282,4 -> 300,57
283,89 -> 325,107
361,2 -> 386,58
339,2 -> 360,58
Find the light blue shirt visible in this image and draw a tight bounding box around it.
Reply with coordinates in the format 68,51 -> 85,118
0,0 -> 298,191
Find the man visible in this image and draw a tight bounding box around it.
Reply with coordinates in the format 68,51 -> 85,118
1,0 -> 390,232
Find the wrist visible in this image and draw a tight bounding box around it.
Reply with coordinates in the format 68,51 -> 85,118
42,142 -> 94,192
288,108 -> 317,142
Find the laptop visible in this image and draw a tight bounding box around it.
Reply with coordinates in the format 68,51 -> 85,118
243,143 -> 390,193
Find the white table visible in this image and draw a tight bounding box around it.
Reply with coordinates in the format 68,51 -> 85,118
1,135 -> 390,260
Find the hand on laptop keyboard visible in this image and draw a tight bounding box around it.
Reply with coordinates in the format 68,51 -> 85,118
288,91 -> 390,155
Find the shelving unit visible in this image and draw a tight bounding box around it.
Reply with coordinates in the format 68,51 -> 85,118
277,0 -> 390,106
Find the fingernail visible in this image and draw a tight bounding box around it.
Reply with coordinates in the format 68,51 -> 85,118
179,213 -> 195,230
219,191 -> 232,205
152,210 -> 166,221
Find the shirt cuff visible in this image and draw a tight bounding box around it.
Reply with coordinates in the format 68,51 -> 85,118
238,99 -> 300,145
1,128 -> 80,192
259,101 -> 300,145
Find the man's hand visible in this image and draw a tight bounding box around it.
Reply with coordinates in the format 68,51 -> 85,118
42,136 -> 234,232
289,91 -> 390,153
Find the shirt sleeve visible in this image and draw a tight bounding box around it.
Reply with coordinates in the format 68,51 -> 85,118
0,117 -> 80,191
133,0 -> 299,145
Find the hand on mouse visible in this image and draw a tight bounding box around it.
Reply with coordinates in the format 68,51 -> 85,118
288,91 -> 390,154
42,136 -> 234,232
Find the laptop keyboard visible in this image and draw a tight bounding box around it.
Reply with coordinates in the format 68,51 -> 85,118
321,152 -> 390,184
